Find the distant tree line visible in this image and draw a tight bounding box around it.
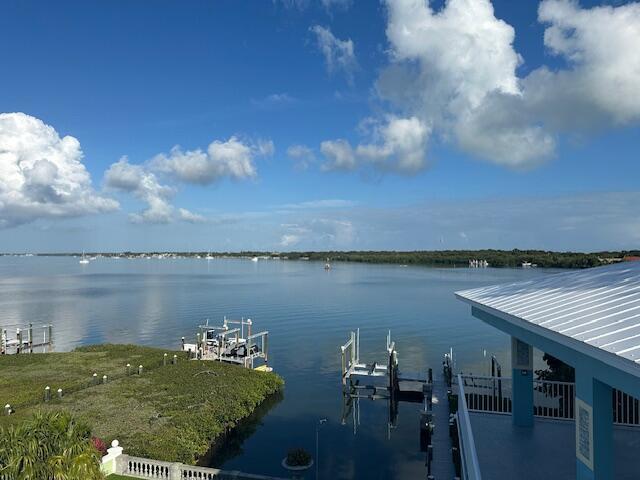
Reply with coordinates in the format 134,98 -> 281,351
18,249 -> 640,269
277,249 -> 640,269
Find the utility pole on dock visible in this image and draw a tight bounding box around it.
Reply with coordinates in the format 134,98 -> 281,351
316,418 -> 327,480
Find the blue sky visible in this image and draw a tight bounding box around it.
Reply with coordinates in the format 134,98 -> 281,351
0,0 -> 639,252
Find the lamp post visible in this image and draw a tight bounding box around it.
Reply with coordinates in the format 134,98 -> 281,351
316,418 -> 327,480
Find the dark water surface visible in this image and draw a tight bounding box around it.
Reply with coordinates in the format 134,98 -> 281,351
0,256 -> 556,479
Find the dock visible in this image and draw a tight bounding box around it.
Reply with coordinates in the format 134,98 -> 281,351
1,323 -> 53,354
182,316 -> 270,370
340,330 -> 458,478
429,373 -> 456,479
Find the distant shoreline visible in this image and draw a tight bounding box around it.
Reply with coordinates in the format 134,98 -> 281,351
3,249 -> 639,269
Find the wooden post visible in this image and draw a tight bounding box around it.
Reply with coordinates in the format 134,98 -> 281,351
44,386 -> 51,402
103,375 -> 108,384
126,363 -> 131,375
4,404 -> 10,416
16,328 -> 22,354
172,354 -> 177,365
93,373 -> 98,385
138,365 -> 143,375
28,323 -> 33,351
48,324 -> 53,348
57,388 -> 63,399
163,353 -> 168,366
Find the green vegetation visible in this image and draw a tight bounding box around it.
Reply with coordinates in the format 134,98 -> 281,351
0,344 -> 185,409
535,353 -> 575,382
33,249 -> 640,269
0,345 -> 283,465
285,448 -> 312,467
0,411 -> 104,479
280,249 -> 635,269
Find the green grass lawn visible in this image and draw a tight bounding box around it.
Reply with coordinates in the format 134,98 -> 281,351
0,345 -> 283,464
0,344 -> 186,408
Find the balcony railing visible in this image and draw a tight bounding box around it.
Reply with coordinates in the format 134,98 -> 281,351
456,374 -> 483,480
456,374 -> 640,425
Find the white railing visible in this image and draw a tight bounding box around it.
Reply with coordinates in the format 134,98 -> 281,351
533,379 -> 575,420
102,441 -> 287,480
456,374 -> 483,480
117,455 -> 286,480
457,374 -> 639,425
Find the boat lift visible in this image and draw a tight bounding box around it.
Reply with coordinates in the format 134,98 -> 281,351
182,316 -> 270,371
340,329 -> 432,438
1,323 -> 53,355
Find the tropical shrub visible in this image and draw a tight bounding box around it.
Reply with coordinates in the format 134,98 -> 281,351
0,411 -> 104,479
286,448 -> 312,467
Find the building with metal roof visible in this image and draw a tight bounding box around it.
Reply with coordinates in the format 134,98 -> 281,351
455,261 -> 640,480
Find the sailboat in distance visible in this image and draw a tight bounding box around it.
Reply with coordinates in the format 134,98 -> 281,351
79,250 -> 90,264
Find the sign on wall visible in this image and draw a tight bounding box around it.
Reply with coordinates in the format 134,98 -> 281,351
575,397 -> 594,471
511,338 -> 532,370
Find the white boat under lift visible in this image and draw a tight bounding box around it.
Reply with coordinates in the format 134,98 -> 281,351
182,316 -> 271,371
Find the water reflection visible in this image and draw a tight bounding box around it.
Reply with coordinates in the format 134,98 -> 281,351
0,256 -> 557,479
201,390 -> 284,467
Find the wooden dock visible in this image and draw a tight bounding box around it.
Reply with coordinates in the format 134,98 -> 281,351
428,374 -> 456,479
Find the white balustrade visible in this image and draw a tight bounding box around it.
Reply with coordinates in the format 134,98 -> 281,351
104,441 -> 287,480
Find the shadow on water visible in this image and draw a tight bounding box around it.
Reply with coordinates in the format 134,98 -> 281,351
198,390 -> 284,468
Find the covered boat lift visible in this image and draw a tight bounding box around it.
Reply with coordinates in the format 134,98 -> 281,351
182,316 -> 269,370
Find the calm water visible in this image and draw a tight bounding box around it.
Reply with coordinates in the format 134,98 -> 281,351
0,256 -> 556,479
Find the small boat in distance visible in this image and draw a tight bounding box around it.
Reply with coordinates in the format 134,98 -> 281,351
251,256 -> 259,262
324,258 -> 331,270
79,251 -> 89,264
206,252 -> 214,260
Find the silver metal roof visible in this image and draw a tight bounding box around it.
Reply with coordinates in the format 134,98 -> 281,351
456,261 -> 640,365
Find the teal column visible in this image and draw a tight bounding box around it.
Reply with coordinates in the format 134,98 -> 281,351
575,370 -> 613,480
511,337 -> 533,427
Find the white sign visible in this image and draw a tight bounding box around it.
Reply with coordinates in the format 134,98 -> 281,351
575,397 -> 594,471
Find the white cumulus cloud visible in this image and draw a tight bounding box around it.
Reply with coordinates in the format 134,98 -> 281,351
152,136 -> 271,185
322,0 -> 640,173
0,112 -> 118,227
320,116 -> 430,174
104,157 -> 202,224
320,139 -> 357,171
310,25 -> 358,83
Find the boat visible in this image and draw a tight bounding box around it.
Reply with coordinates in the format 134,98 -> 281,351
205,252 -> 214,260
79,251 -> 90,264
324,258 -> 331,270
251,256 -> 259,262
